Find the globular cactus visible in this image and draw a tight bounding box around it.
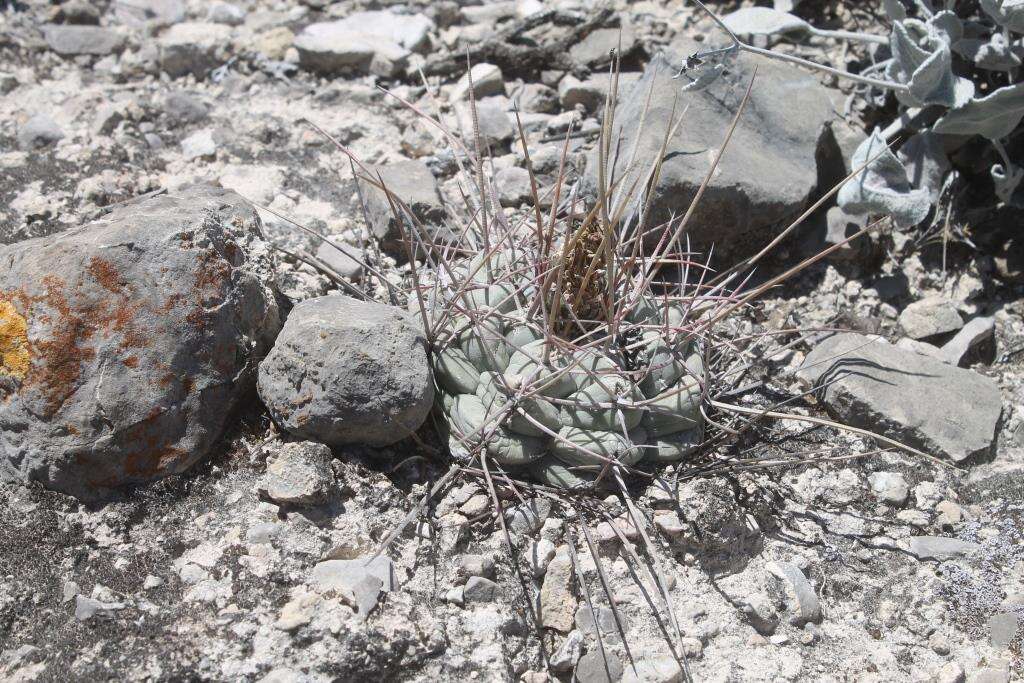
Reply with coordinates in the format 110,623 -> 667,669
420,223 -> 708,491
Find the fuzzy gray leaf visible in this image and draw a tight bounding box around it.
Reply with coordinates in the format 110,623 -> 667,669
772,0 -> 800,10
838,129 -> 933,228
933,82 -> 1024,139
888,20 -> 961,107
980,0 -> 1024,33
898,132 -> 951,203
955,33 -> 1022,70
929,11 -> 963,46
721,7 -> 809,36
991,162 -> 1024,204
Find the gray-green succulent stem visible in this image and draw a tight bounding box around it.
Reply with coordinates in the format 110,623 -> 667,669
688,0 -> 910,94
807,27 -> 889,46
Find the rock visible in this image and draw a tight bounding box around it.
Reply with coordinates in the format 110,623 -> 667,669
92,104 -> 126,136
162,91 -> 209,125
205,2 -> 245,26
738,592 -> 779,635
143,575 -> 164,589
765,561 -> 822,627
463,576 -> 499,603
294,12 -> 433,77
540,548 -> 576,632
797,333 -> 1002,463
988,612 -> 1019,648
274,589 -> 320,631
895,337 -> 944,360
525,538 -> 556,578
506,497 -> 552,535
309,555 -> 396,616
551,629 -> 584,672
74,595 -> 124,620
218,164 -> 284,205
54,0 -> 101,25
935,500 -> 963,527
557,74 -> 629,113
114,0 -> 185,27
569,23 -> 638,68
42,25 -> 126,56
898,297 -> 963,341
0,72 -> 18,95
314,242 -> 364,280
868,471 -> 910,506
936,662 -> 966,683
455,98 -> 514,148
257,441 -> 335,506
17,114 -> 64,151
0,186 -> 281,500
939,316 -> 996,367
907,536 -> 981,561
620,655 -> 682,683
514,83 -> 559,114
357,159 -> 446,257
575,605 -> 620,637
158,23 -> 232,78
181,128 -> 218,160
254,27 -> 294,61
584,37 -> 833,257
575,650 -> 623,683
258,295 -> 434,447
969,668 -> 1010,683
455,554 -> 495,581
451,63 -> 505,101
494,166 -> 533,207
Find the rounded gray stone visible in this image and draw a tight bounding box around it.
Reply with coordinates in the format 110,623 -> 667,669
258,295 -> 433,447
0,186 -> 282,500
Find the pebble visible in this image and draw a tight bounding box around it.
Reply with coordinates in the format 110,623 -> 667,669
540,548 -> 576,632
620,655 -> 682,683
181,128 -> 218,160
257,441 -> 335,506
494,166 -> 533,207
935,500 -> 963,527
507,498 -> 552,535
939,316 -> 995,367
935,661 -> 965,683
525,538 -> 556,578
574,651 -> 624,683
75,594 -> 124,621
17,114 -> 64,150
765,561 -> 822,626
907,536 -> 981,561
462,576 -> 499,603
868,471 -> 910,506
450,63 -> 505,101
551,629 -> 584,672
898,297 -> 963,340
455,554 -> 495,581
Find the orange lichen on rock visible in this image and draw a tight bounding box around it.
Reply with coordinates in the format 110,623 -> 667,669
0,298 -> 30,381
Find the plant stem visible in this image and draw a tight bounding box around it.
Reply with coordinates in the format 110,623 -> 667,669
740,43 -> 909,92
809,27 -> 889,46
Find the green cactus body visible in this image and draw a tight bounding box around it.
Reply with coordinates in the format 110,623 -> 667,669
428,252 -> 707,490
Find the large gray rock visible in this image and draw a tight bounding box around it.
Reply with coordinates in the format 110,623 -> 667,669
798,333 -> 1002,463
358,159 -> 446,258
0,186 -> 282,500
17,114 -> 64,151
294,11 -> 433,78
257,295 -> 433,447
584,36 -> 834,256
42,25 -> 126,56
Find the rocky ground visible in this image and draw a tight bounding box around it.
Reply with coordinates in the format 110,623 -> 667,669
2,0 -> 1023,682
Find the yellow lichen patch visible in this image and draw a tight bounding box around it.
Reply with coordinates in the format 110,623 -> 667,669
0,298 -> 30,381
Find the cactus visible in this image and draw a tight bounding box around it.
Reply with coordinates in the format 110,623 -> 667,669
426,244 -> 707,490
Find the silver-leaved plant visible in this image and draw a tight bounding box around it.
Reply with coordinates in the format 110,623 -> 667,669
682,0 -> 1024,220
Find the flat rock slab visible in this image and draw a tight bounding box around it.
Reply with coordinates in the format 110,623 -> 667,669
0,186 -> 281,500
584,35 -> 833,257
798,333 -> 1002,464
